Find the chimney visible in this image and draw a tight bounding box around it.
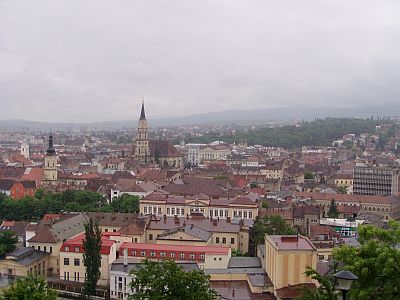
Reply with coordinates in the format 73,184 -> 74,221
123,248 -> 128,267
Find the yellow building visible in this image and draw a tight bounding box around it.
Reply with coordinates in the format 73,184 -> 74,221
0,247 -> 49,277
139,192 -> 259,221
264,235 -> 317,296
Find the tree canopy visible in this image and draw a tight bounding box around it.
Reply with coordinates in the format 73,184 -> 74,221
327,199 -> 339,218
252,215 -> 295,246
333,221 -> 400,300
0,231 -> 18,258
129,259 -> 217,300
184,118 -> 383,149
0,190 -> 137,222
110,194 -> 139,213
83,218 -> 102,296
0,275 -> 57,300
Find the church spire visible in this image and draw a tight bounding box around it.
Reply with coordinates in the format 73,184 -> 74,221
46,133 -> 56,156
139,99 -> 146,120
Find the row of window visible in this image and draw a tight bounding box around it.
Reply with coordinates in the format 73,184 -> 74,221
215,237 -> 235,244
33,245 -> 53,253
143,206 -> 254,219
63,258 -> 81,266
64,246 -> 81,252
63,271 -> 85,282
128,249 -> 205,260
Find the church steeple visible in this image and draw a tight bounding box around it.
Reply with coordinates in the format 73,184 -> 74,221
139,100 -> 146,120
46,133 -> 56,156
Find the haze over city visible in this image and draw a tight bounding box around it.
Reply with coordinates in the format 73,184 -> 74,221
1,0 -> 400,122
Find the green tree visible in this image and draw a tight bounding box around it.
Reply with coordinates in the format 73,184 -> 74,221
304,172 -> 315,180
297,265 -> 339,300
0,231 -> 18,257
111,194 -> 139,213
0,275 -> 57,300
83,218 -> 102,296
334,221 -> 400,300
252,215 -> 294,246
327,199 -> 339,218
129,259 -> 217,300
337,186 -> 347,194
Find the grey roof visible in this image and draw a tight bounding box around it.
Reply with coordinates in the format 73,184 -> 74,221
157,225 -> 212,242
205,267 -> 266,275
4,247 -> 48,266
228,257 -> 262,269
51,213 -> 89,241
248,273 -> 273,287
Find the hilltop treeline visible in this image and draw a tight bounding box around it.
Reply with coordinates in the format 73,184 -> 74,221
186,118 -> 385,148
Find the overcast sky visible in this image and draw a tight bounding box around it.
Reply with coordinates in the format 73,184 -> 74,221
0,0 -> 399,122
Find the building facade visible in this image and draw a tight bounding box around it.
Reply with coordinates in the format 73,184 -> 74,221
353,166 -> 399,196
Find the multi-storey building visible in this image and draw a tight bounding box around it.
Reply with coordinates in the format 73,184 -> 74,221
59,233 -> 117,285
294,191 -> 400,221
139,192 -> 259,221
263,235 -> 317,297
353,166 -> 399,196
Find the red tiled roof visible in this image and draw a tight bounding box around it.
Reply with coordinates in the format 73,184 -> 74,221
276,283 -> 316,299
60,233 -> 115,255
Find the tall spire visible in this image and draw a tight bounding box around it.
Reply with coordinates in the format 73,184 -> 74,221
46,133 -> 56,156
139,99 -> 146,120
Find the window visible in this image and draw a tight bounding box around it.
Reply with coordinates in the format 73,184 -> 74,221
131,251 -> 137,256
160,252 -> 166,257
149,234 -> 153,240
150,251 -> 156,257
225,210 -> 228,218
170,252 -> 175,258
105,228 -> 109,232
216,237 -> 220,243
231,238 -> 235,244
65,246 -> 70,251
180,253 -> 185,259
249,211 -> 253,219
50,247 -> 53,254
44,246 -> 47,252
144,207 -> 148,214
189,254 -> 195,260
200,254 -> 205,260
64,258 -> 69,265
171,208 -> 175,215
167,207 -> 171,215
74,258 -> 80,266
38,246 -> 41,251
219,210 -> 223,217
209,210 -> 213,217
75,247 -> 80,252
141,251 -> 146,256
243,211 -> 248,219
222,237 -> 226,244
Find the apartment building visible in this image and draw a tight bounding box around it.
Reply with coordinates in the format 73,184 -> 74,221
353,166 -> 399,196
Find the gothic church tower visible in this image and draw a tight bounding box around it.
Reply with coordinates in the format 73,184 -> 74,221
134,101 -> 150,163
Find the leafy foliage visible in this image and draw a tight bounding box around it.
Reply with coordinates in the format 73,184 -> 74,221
185,118 -> 381,148
0,231 -> 18,257
327,199 -> 339,218
334,221 -> 400,300
129,259 -> 217,300
83,218 -> 102,296
304,172 -> 316,180
297,264 -> 339,300
252,215 -> 295,246
0,190 -> 131,222
110,194 -> 139,213
0,275 -> 57,300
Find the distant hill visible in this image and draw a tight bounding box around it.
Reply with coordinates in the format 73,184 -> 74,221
0,103 -> 399,130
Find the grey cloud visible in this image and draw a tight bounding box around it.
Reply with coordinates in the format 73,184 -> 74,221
0,0 -> 399,122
